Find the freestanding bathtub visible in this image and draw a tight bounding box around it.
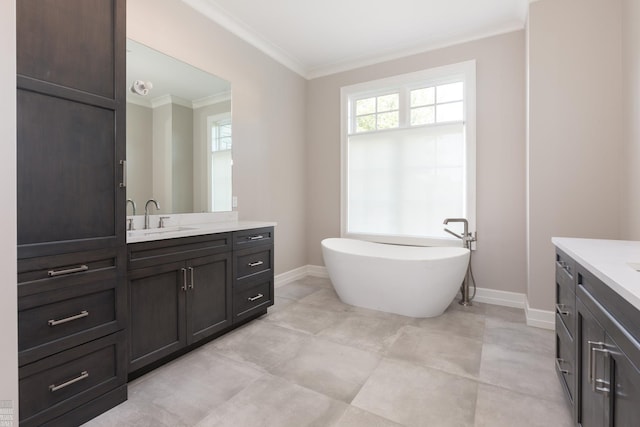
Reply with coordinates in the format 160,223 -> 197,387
321,238 -> 470,318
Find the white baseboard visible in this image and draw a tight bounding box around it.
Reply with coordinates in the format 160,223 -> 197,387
276,265 -> 554,329
274,266 -> 308,288
473,287 -> 526,309
525,299 -> 555,330
306,265 -> 329,278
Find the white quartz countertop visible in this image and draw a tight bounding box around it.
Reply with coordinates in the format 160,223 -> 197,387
552,237 -> 640,311
126,213 -> 276,244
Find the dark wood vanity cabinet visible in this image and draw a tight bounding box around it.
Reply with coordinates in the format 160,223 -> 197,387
555,247 -> 640,426
16,0 -> 127,425
127,228 -> 274,374
232,227 -> 275,323
127,234 -> 232,372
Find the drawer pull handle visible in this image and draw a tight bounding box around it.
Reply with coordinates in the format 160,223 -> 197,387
248,293 -> 264,302
48,310 -> 89,326
47,264 -> 89,277
555,358 -> 568,375
120,159 -> 127,188
188,267 -> 194,289
181,268 -> 187,291
248,261 -> 264,267
555,304 -> 569,316
49,371 -> 89,392
248,235 -> 264,240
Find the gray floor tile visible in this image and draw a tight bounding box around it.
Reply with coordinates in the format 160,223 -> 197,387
210,321 -> 312,371
270,337 -> 381,403
83,276 -> 572,427
333,406 -> 404,427
194,374 -> 348,427
264,300 -> 348,334
479,343 -> 564,401
387,325 -> 483,379
276,280 -> 324,300
352,358 -> 478,427
484,317 -> 554,356
474,383 -> 573,427
317,311 -> 414,354
416,304 -> 486,340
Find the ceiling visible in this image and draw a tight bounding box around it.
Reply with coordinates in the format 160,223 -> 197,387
182,0 -> 530,79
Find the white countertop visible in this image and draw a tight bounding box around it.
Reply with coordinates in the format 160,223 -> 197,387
552,237 -> 640,311
126,212 -> 276,244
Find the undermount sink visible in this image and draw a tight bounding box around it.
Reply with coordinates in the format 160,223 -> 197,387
127,226 -> 197,237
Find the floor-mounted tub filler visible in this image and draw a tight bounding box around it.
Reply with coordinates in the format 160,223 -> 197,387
321,238 -> 470,318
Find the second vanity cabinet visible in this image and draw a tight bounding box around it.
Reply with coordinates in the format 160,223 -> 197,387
127,226 -> 274,374
554,240 -> 640,426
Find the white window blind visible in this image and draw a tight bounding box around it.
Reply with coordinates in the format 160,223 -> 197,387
341,61 -> 475,246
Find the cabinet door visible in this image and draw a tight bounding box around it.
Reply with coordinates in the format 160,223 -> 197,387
128,262 -> 187,372
186,253 -> 232,345
607,333 -> 640,426
16,0 -> 126,259
577,299 -> 606,427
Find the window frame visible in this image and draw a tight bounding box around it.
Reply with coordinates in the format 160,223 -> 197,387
340,60 -> 476,247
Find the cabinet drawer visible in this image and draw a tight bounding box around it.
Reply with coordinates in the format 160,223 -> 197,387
18,282 -> 121,366
233,227 -> 274,250
235,246 -> 273,282
233,279 -> 273,322
555,314 -> 575,404
555,271 -> 575,338
555,250 -> 575,289
18,248 -> 122,297
128,233 -> 231,269
19,331 -> 126,427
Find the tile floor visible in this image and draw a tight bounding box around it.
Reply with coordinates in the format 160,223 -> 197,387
85,276 -> 573,427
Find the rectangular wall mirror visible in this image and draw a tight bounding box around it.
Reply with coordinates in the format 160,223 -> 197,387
126,39 -> 232,214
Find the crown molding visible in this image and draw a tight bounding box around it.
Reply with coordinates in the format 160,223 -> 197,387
182,0 -> 307,77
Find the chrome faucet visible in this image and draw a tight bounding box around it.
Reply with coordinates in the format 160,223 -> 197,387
443,217 -> 477,307
126,199 -> 136,216
443,218 -> 475,249
144,199 -> 160,230
126,199 -> 137,231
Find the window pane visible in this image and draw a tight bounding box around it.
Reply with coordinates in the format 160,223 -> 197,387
377,93 -> 399,112
436,102 -> 463,122
410,106 -> 435,126
410,87 -> 435,107
356,97 -> 375,115
436,82 -> 463,103
377,111 -> 399,129
356,114 -> 376,132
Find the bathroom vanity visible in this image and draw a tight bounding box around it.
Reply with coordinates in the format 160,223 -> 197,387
553,238 -> 640,426
126,220 -> 274,375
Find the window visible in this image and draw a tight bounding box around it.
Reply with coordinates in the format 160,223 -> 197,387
341,61 -> 476,246
207,115 -> 232,212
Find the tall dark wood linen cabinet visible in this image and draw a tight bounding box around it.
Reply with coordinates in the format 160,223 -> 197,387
16,1 -> 128,425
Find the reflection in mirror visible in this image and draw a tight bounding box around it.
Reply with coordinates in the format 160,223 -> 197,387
126,39 -> 232,214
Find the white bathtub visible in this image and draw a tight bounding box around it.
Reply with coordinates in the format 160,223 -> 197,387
321,238 -> 470,318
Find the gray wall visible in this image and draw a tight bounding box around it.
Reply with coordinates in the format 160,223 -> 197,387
306,31 -> 527,297
622,0 -> 640,239
171,103 -> 194,213
126,103 -> 153,210
128,0 -> 308,274
0,0 -> 17,415
527,0 -> 623,310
